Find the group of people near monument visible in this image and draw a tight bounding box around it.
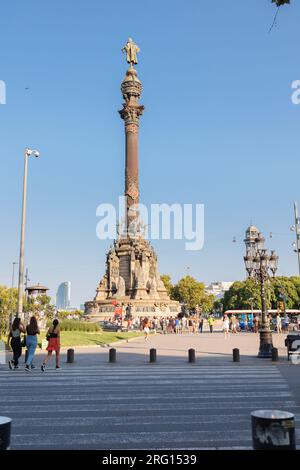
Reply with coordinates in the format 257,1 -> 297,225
133,315 -> 216,337
7,316 -> 61,372
128,312 -> 300,339
222,313 -> 300,337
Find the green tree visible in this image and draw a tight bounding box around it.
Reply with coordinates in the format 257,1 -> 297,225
213,299 -> 223,313
269,277 -> 300,309
222,276 -> 300,312
222,279 -> 262,311
0,286 -> 18,337
160,274 -> 174,298
0,287 -> 56,338
24,294 -> 55,320
200,294 -> 215,313
290,276 -> 300,303
173,276 -> 213,312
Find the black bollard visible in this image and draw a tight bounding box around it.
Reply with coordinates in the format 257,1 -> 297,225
272,347 -> 279,362
251,410 -> 296,450
149,348 -> 157,363
188,349 -> 196,363
0,417 -> 12,450
109,348 -> 116,363
66,349 -> 74,363
233,348 -> 240,362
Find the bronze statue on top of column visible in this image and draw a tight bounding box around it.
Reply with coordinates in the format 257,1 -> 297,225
122,38 -> 140,65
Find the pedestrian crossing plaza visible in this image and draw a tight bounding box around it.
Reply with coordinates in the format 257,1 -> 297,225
1,362 -> 299,449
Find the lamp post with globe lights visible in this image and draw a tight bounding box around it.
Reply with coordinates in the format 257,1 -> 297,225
244,233 -> 279,358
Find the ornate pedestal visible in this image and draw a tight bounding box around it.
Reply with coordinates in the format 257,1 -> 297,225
85,236 -> 179,320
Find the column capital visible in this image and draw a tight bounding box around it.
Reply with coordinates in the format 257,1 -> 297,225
119,103 -> 144,127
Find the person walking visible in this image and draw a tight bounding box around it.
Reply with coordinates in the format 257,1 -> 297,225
167,317 -> 174,334
175,317 -> 180,334
276,314 -> 282,334
254,314 -> 259,333
153,317 -> 158,334
181,316 -> 187,333
162,318 -> 167,334
8,317 -> 26,370
231,315 -> 237,334
199,317 -> 204,333
284,314 -> 290,332
208,315 -> 214,333
188,317 -> 193,334
143,317 -> 150,341
41,319 -> 61,371
25,316 -> 40,372
223,314 -> 230,339
193,317 -> 198,334
244,316 -> 248,333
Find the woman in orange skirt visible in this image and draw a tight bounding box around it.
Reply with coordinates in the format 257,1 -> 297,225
41,319 -> 61,371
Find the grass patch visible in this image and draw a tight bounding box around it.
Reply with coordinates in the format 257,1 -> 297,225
39,329 -> 143,347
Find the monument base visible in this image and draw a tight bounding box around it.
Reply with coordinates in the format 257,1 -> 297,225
84,235 -> 180,321
85,298 -> 180,322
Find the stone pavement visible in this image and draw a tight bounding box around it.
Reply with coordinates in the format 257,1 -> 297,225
34,329 -> 294,367
1,331 -> 299,450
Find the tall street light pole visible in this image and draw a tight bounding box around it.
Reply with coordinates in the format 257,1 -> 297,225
9,261 -> 18,327
16,148 -> 40,319
293,202 -> 300,276
11,261 -> 18,291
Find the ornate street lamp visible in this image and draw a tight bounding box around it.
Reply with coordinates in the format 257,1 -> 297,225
269,250 -> 279,277
244,234 -> 278,358
256,232 -> 265,251
244,251 -> 254,278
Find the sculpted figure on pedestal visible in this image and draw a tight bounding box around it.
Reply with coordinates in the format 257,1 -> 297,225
95,275 -> 108,300
116,276 -> 126,297
149,276 -> 158,299
109,251 -> 119,279
136,266 -> 146,288
122,38 -> 140,65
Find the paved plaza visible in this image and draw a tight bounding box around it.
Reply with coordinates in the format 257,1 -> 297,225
1,331 -> 300,450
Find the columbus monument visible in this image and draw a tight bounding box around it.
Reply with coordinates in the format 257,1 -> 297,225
84,39 -> 179,320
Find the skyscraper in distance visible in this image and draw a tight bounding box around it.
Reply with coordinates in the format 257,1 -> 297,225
56,282 -> 71,310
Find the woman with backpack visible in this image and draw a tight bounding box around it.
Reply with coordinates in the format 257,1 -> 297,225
8,317 -> 26,370
41,319 -> 61,371
25,316 -> 40,372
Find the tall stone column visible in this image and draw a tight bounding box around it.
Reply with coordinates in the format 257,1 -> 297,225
84,39 -> 180,320
119,65 -> 144,237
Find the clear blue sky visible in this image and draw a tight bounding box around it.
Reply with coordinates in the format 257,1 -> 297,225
1,0 -> 300,306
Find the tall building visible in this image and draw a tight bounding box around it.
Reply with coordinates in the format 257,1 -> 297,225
56,282 -> 71,310
244,225 -> 260,254
84,39 -> 179,320
205,282 -> 233,299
